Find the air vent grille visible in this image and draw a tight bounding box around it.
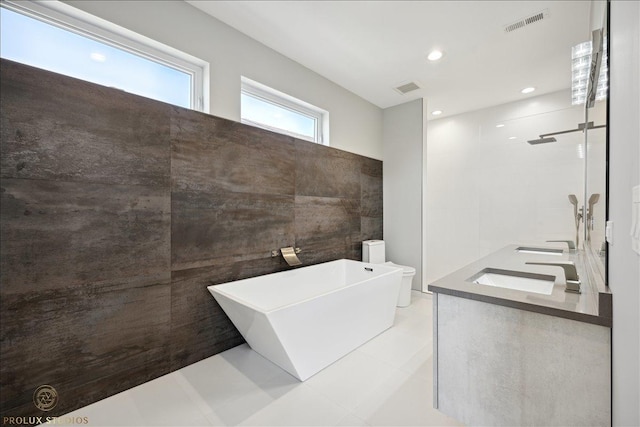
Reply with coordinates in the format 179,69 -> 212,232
394,82 -> 421,95
504,9 -> 549,33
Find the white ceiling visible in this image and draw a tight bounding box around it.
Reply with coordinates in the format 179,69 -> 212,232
187,1 -> 592,118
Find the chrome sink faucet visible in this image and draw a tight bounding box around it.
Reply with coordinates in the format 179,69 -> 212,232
525,261 -> 581,294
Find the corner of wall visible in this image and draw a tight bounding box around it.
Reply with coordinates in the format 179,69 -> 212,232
382,98 -> 425,290
610,1 -> 640,425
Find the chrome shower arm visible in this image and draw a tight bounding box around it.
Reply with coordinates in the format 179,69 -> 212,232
537,122 -> 606,139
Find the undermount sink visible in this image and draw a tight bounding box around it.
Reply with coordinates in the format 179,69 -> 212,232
467,268 -> 556,295
515,246 -> 563,256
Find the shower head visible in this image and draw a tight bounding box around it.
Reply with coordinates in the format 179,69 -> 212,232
529,122 -> 605,146
588,193 -> 600,205
568,194 -> 579,206
527,136 -> 557,145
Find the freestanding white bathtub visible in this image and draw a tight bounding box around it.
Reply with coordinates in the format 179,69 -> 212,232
207,259 -> 403,381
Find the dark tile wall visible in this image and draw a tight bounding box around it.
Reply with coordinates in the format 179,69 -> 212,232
0,59 -> 383,420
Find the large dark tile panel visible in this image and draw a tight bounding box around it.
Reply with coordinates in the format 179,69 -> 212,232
171,108 -> 296,196
361,216 -> 384,242
359,157 -> 383,246
0,60 -> 171,187
295,245 -> 352,266
0,59 -> 386,420
0,278 -> 171,418
294,196 -> 361,261
295,141 -> 361,199
0,178 -> 171,293
361,156 -> 383,179
171,190 -> 295,271
361,172 -> 383,218
170,262 -> 268,371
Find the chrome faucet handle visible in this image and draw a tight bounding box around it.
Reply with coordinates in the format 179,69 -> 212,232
546,240 -> 576,250
525,261 -> 581,294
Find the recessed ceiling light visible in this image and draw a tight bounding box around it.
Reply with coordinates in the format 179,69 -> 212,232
508,136 -> 517,140
431,110 -> 443,116
496,124 -> 505,128
521,87 -> 536,94
427,50 -> 444,61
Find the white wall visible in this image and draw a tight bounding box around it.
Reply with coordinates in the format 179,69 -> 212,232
610,1 -> 640,425
383,99 -> 424,290
425,90 -> 606,283
62,0 -> 383,159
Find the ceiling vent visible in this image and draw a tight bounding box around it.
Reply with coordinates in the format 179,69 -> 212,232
394,81 -> 421,95
504,9 -> 549,33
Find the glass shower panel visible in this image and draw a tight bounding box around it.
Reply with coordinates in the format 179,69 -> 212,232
476,105 -> 586,254
584,89 -> 608,276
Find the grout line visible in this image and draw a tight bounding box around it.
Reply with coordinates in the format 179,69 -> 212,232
0,174 -> 171,189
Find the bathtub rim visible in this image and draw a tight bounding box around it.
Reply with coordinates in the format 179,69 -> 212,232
207,258 -> 403,314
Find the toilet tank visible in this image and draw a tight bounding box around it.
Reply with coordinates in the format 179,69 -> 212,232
362,240 -> 386,264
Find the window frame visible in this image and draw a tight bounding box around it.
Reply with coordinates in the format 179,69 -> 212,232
1,0 -> 209,112
241,77 -> 329,145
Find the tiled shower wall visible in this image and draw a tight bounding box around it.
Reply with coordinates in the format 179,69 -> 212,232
0,60 -> 383,419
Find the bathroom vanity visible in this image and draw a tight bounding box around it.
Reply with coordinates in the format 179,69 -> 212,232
428,245 -> 611,426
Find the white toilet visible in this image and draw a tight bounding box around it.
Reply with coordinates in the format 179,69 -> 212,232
362,240 -> 416,307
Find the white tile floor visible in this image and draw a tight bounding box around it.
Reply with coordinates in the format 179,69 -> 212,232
65,291 -> 462,426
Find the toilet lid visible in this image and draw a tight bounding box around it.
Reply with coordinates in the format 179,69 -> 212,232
385,261 -> 416,276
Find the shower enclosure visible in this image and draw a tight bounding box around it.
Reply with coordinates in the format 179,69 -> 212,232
425,1 -> 608,286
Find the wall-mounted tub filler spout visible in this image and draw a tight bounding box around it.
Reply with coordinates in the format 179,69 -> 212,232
271,247 -> 302,266
525,261 -> 581,293
546,240 -> 576,250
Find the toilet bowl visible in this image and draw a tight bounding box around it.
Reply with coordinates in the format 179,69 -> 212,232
384,261 -> 416,307
362,240 -> 416,307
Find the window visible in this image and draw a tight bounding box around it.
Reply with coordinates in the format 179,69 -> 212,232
241,77 -> 328,144
571,38 -> 608,106
0,1 -> 208,112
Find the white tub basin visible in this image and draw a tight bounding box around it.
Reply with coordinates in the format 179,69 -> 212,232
468,268 -> 555,295
207,259 -> 403,381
